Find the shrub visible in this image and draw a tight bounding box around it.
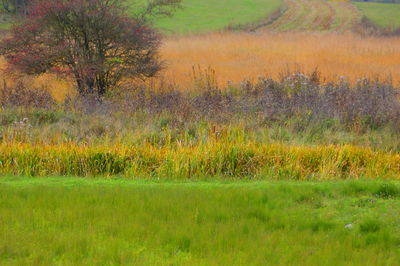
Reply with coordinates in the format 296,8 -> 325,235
242,73 -> 400,129
0,82 -> 55,109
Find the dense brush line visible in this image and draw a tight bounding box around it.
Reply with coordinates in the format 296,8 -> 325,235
1,72 -> 400,129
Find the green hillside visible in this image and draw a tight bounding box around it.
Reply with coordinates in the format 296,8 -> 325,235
2,0 -> 400,34
129,0 -> 282,34
0,0 -> 282,34
354,2 -> 400,28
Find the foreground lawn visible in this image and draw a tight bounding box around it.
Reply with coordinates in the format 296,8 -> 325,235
354,2 -> 400,29
1,177 -> 400,264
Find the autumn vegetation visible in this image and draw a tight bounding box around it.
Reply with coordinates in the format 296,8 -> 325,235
0,0 -> 400,179
0,0 -> 183,96
1,0 -> 400,264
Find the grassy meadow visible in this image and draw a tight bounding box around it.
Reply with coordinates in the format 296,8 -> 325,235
0,0 -> 283,34
8,32 -> 400,101
1,0 -> 399,34
1,177 -> 400,264
2,68 -> 400,179
1,0 -> 400,264
355,1 -> 400,29
129,0 -> 283,34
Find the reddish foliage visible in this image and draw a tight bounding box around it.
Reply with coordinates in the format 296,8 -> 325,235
0,0 -> 164,96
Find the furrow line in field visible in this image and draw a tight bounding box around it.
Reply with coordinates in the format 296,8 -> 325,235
267,0 -> 303,30
278,0 -> 309,31
332,2 -> 362,32
258,0 -> 362,33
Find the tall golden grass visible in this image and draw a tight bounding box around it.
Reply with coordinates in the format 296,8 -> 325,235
1,141 -> 400,179
0,58 -> 72,101
161,32 -> 400,87
2,32 -> 400,99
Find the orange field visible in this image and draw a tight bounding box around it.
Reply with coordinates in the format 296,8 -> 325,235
162,32 -> 400,88
2,31 -> 400,100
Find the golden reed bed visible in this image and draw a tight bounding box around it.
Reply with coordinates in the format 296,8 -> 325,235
2,142 -> 400,179
162,32 -> 400,86
2,32 -> 400,100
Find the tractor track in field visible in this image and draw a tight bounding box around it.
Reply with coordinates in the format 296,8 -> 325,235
258,0 -> 362,33
332,1 -> 362,32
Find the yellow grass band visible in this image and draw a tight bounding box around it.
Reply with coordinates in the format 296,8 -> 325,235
1,142 -> 399,179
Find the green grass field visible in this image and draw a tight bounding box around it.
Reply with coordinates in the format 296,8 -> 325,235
130,0 -> 282,34
1,177 -> 400,264
354,2 -> 400,29
0,0 -> 283,34
2,0 -> 400,33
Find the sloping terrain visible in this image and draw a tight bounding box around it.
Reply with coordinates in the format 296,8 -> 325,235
128,0 -> 283,34
0,0 -> 284,34
355,2 -> 400,29
1,0 -> 398,34
259,0 -> 361,32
